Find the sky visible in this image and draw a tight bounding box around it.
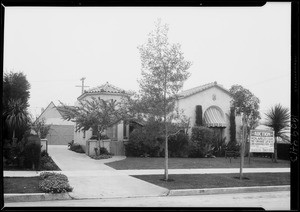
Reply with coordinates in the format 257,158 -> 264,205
3,2 -> 291,121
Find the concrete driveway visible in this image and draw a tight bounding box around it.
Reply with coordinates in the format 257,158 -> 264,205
47,145 -> 169,199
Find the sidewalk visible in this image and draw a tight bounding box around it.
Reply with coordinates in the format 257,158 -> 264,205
4,145 -> 290,202
4,167 -> 290,177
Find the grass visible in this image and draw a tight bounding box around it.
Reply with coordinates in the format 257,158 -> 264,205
132,173 -> 290,190
105,157 -> 290,170
4,177 -> 43,193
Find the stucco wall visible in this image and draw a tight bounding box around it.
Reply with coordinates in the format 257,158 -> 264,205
176,86 -> 242,144
74,129 -> 93,151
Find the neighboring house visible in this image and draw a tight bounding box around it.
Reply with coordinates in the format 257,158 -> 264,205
73,82 -> 131,155
36,102 -> 74,145
176,81 -> 242,144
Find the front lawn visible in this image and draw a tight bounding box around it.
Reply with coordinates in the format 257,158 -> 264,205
132,173 -> 290,190
4,177 -> 43,193
4,173 -> 73,194
105,157 -> 290,170
4,152 -> 60,171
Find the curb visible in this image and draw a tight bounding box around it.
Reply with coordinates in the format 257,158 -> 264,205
168,185 -> 290,196
4,192 -> 73,203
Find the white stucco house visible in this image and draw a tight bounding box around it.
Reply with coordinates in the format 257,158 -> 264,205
36,102 -> 74,145
176,81 -> 242,144
73,82 -> 131,155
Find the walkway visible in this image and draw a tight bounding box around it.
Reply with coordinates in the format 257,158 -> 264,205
47,145 -> 169,199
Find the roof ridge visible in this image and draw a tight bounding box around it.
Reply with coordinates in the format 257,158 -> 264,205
85,82 -> 128,94
178,82 -> 215,95
177,81 -> 230,98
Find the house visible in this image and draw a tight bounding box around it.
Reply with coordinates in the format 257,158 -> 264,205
36,102 -> 74,145
73,82 -> 131,155
176,81 -> 242,144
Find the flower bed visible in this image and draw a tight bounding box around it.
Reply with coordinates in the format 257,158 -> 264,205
39,172 -> 73,193
90,154 -> 112,160
89,147 -> 113,160
40,151 -> 61,170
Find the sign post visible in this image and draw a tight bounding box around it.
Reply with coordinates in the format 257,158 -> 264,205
249,130 -> 275,163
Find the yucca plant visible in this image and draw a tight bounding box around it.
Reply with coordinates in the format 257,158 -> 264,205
264,104 -> 290,162
4,99 -> 28,142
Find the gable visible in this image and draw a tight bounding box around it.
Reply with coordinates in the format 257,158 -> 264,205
36,102 -> 74,126
38,102 -> 62,120
177,82 -> 232,100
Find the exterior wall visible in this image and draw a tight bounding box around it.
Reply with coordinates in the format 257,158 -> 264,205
176,86 -> 242,144
46,125 -> 74,145
74,129 -> 93,151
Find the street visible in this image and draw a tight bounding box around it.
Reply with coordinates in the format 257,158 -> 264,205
4,191 -> 290,210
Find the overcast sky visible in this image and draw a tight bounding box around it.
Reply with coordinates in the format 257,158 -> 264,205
4,2 -> 291,121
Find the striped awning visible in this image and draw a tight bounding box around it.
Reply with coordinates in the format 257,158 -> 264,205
204,107 -> 226,128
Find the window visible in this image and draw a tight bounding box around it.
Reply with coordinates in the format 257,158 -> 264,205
106,124 -> 118,141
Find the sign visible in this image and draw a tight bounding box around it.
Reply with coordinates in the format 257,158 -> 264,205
249,130 -> 274,153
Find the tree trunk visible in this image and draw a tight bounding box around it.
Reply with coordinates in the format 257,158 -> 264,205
239,115 -> 246,180
164,125 -> 168,180
163,67 -> 168,181
274,136 -> 278,163
12,130 -> 17,146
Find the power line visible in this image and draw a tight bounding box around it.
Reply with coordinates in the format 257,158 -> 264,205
246,74 -> 289,87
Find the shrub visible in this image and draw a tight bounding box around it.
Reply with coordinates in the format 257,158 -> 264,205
99,147 -> 111,155
125,122 -> 164,157
168,132 -> 189,157
23,135 -> 41,170
212,137 -> 227,157
39,172 -> 73,193
69,142 -> 85,153
90,154 -> 112,160
228,107 -> 237,151
188,126 -> 217,158
41,150 -> 48,157
195,105 -> 203,126
40,152 -> 60,171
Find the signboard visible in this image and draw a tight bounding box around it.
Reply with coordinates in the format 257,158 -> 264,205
249,130 -> 275,153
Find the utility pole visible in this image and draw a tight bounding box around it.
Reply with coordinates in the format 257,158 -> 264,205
76,77 -> 89,94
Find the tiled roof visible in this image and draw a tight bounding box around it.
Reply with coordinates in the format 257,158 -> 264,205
177,81 -> 231,98
85,82 -> 128,95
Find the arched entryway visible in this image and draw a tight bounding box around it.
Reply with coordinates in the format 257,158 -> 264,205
203,106 -> 226,140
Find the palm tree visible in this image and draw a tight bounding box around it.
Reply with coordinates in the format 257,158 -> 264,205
264,104 -> 290,162
4,99 -> 28,143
